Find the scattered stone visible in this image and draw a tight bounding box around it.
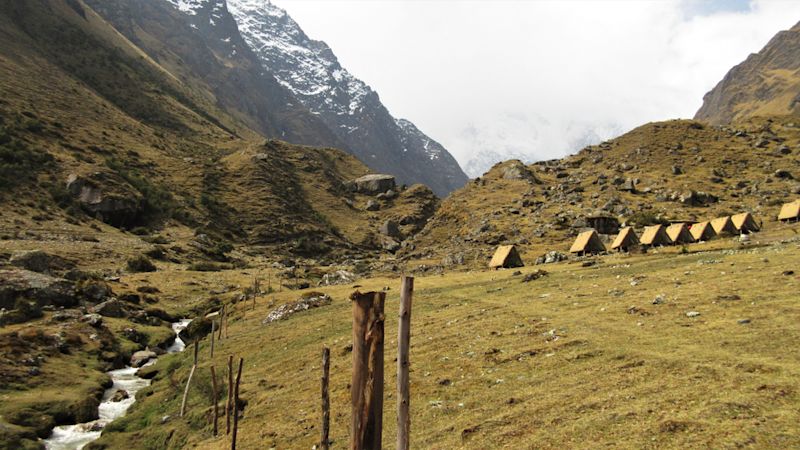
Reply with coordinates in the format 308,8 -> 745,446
782,270 -> 795,276
737,319 -> 751,325
365,200 -> 380,211
716,294 -> 741,302
774,170 -> 793,179
263,293 -> 332,324
686,311 -> 701,318
522,269 -> 548,283
348,174 -> 396,195
81,313 -> 103,327
671,166 -> 683,175
379,219 -> 401,239
318,270 -> 357,287
652,294 -> 665,305
91,299 -> 127,318
110,390 -> 129,402
9,250 -> 74,275
130,350 -> 157,368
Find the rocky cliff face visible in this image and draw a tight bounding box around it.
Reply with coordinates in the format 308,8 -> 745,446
221,0 -> 469,196
695,21 -> 800,124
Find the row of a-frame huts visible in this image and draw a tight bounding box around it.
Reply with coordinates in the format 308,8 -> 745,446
569,198 -> 800,256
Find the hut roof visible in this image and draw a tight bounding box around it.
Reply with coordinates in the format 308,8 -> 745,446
666,223 -> 695,244
690,221 -> 717,241
489,245 -> 524,269
640,224 -> 672,246
710,216 -> 737,235
611,227 -> 639,250
569,229 -> 606,254
731,212 -> 759,232
778,201 -> 800,220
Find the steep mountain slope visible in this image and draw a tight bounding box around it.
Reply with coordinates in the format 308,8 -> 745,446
221,0 -> 469,196
696,20 -> 800,124
405,117 -> 800,267
0,0 -> 436,263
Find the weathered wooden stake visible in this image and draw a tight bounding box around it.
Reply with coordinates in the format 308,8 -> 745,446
350,291 -> 386,450
397,276 -> 414,450
210,320 -> 216,358
231,357 -> 244,450
321,347 -> 330,450
217,305 -> 225,341
180,340 -> 200,417
211,365 -> 219,436
226,355 -> 233,435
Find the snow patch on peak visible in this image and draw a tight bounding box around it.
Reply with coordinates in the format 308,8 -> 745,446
164,0 -> 204,15
227,0 -> 370,117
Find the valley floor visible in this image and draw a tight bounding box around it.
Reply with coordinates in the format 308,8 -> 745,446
69,223 -> 800,449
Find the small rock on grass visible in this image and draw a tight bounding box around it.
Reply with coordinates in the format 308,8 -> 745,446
737,319 -> 751,325
652,294 -> 665,305
686,311 -> 701,318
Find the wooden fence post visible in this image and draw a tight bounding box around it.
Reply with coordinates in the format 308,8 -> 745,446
218,305 -> 225,341
397,276 -> 414,450
350,291 -> 386,450
211,320 -> 216,358
226,355 -> 233,435
180,340 -> 199,417
321,347 -> 330,450
211,366 -> 219,436
231,357 -> 244,450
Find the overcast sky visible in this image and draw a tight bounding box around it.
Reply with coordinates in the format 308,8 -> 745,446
272,0 -> 800,176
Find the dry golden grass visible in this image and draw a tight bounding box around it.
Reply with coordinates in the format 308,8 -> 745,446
88,223 -> 800,449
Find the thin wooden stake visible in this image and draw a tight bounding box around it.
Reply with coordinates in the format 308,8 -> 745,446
350,291 -> 386,450
226,355 -> 233,435
211,366 -> 219,436
231,357 -> 244,450
211,320 -> 216,358
397,277 -> 414,450
321,347 -> 331,450
180,340 -> 199,418
217,305 -> 225,341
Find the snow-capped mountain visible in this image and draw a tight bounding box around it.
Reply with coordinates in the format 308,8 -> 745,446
213,0 -> 468,195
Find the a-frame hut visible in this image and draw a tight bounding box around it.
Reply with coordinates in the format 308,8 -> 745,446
569,229 -> 606,256
610,227 -> 639,252
640,224 -> 672,247
666,223 -> 695,245
778,200 -> 800,222
489,245 -> 524,269
710,216 -> 737,236
731,212 -> 760,233
690,221 -> 717,242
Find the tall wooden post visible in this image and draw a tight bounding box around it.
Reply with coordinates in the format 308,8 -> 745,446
211,366 -> 219,436
321,347 -> 331,450
350,291 -> 386,450
397,276 -> 414,450
217,305 -> 225,341
226,355 -> 233,434
231,357 -> 244,450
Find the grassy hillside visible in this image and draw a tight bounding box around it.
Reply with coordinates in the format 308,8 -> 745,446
82,223 -> 800,449
404,117 -> 800,268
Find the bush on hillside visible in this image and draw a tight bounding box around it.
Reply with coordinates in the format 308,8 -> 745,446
127,255 -> 157,273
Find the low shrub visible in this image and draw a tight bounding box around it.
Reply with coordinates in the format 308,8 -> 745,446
127,255 -> 157,273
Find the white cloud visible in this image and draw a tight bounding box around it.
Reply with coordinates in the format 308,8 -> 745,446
271,0 -> 800,176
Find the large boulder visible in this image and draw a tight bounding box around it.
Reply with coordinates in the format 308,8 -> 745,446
501,160 -> 539,183
348,174 -> 396,195
0,269 -> 76,310
379,219 -> 401,239
90,299 -> 128,318
9,250 -> 74,275
66,172 -> 143,227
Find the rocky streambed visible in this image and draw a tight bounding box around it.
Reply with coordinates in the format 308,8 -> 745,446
42,319 -> 192,450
